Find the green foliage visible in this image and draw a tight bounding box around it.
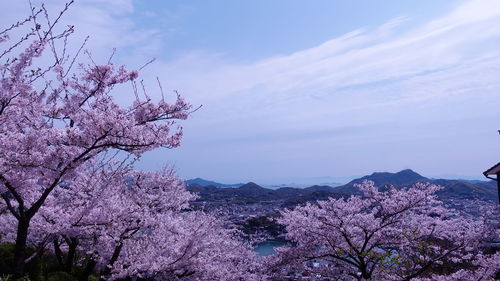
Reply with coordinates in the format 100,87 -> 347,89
0,243 -> 15,273
46,271 -> 76,281
242,215 -> 284,236
0,275 -> 32,281
0,243 -> 45,280
0,243 -> 97,281
0,275 -> 12,281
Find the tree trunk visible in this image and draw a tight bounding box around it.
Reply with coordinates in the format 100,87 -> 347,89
65,237 -> 78,274
101,242 -> 123,279
79,258 -> 97,281
53,239 -> 64,268
13,218 -> 29,279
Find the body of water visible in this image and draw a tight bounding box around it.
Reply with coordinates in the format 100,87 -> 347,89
253,240 -> 288,256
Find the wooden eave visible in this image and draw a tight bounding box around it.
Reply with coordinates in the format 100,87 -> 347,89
484,162 -> 500,176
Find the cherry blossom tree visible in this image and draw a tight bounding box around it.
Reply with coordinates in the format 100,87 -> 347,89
269,181 -> 500,280
0,157 -> 263,280
0,6 -> 264,280
0,2 -> 193,278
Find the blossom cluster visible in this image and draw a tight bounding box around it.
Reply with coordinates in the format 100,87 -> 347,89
269,180 -> 499,280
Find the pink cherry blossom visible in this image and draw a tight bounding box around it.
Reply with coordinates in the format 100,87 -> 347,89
0,4 -> 191,277
269,180 -> 499,280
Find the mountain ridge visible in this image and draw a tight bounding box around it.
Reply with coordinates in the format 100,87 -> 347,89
187,169 -> 498,205
186,177 -> 243,188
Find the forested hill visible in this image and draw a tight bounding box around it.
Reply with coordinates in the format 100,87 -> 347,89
185,177 -> 244,188
332,169 -> 497,201
187,169 -> 498,205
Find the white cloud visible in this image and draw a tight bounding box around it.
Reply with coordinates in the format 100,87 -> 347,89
148,0 -> 500,127
0,0 -> 160,65
139,0 -> 500,180
2,0 -> 499,180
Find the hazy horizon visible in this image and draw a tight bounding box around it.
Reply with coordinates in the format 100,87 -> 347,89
185,168 -> 493,187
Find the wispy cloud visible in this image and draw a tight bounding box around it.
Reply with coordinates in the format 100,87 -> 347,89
149,0 -> 500,135
144,0 -> 500,179
2,0 -> 499,180
0,0 -> 161,64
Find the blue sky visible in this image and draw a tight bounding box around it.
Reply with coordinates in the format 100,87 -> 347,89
130,0 -> 458,61
3,0 -> 500,184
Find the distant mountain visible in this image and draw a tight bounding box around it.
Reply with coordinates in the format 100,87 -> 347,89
273,187 -> 308,198
304,185 -> 337,192
186,178 -> 243,188
351,169 -> 427,186
431,179 -> 497,201
187,182 -> 344,207
187,170 -> 498,207
258,175 -> 354,189
333,169 -> 427,195
282,190 -> 344,208
187,177 -> 345,189
332,169 -> 497,201
187,182 -> 275,203
239,182 -> 266,190
233,182 -> 276,198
